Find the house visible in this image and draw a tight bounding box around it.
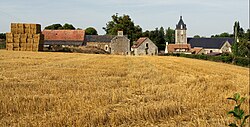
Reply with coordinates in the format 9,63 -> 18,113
131,37 -> 158,55
188,38 -> 233,54
110,31 -> 130,55
84,35 -> 115,52
165,43 -> 191,54
42,30 -> 85,46
85,31 -> 130,55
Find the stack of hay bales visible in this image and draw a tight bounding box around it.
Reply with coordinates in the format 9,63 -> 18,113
6,23 -> 44,51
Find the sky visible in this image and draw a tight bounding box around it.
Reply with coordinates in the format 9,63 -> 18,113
0,0 -> 249,37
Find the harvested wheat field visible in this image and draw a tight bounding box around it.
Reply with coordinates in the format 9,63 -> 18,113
0,50 -> 249,127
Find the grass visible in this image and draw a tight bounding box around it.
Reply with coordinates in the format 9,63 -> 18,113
0,50 -> 249,126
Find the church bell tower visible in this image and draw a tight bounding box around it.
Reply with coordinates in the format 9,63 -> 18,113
175,16 -> 187,44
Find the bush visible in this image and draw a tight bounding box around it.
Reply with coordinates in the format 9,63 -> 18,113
234,57 -> 249,67
165,53 -> 249,67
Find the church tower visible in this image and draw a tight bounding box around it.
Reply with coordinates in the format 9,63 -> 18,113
175,16 -> 187,44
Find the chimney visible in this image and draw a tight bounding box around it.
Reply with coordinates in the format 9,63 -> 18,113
118,31 -> 123,36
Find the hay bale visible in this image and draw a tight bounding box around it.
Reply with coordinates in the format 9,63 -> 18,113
24,24 -> 31,29
6,38 -> 14,43
14,34 -> 21,38
20,38 -> 27,43
14,38 -> 20,43
6,33 -> 13,38
27,34 -> 33,38
27,38 -> 34,43
24,28 -> 31,34
13,47 -> 20,51
20,43 -> 26,48
6,43 -> 14,51
13,43 -> 20,48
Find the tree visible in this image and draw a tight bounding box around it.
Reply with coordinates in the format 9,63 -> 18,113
0,33 -> 6,40
45,24 -> 63,30
85,27 -> 98,35
165,27 -> 175,44
193,35 -> 201,38
44,23 -> 76,30
232,21 -> 240,56
62,23 -> 75,30
103,14 -> 142,42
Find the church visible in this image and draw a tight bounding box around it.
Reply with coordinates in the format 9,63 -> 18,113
165,16 -> 234,55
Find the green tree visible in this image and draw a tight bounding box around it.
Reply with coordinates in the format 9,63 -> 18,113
165,27 -> 175,44
85,27 -> 98,35
0,33 -> 6,40
193,35 -> 201,38
232,21 -> 240,56
44,23 -> 76,30
44,24 -> 63,30
62,23 -> 76,30
103,14 -> 142,42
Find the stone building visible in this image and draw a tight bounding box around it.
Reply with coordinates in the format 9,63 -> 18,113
85,31 -> 130,55
175,16 -> 187,44
84,35 -> 115,52
110,31 -> 130,55
131,37 -> 158,56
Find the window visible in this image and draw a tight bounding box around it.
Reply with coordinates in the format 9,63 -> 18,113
146,43 -> 148,48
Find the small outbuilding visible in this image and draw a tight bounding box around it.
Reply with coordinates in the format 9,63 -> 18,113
131,37 -> 158,56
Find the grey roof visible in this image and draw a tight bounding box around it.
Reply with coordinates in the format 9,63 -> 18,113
176,16 -> 187,30
187,38 -> 234,49
44,40 -> 83,46
84,35 -> 116,42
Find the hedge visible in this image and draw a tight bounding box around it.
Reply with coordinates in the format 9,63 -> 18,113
165,53 -> 249,67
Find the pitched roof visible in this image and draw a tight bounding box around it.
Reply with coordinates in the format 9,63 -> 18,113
190,47 -> 203,54
132,37 -> 147,48
84,35 -> 116,42
176,16 -> 187,30
167,44 -> 191,52
187,38 -> 234,49
42,30 -> 85,41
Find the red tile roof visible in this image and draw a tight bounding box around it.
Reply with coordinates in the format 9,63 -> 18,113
132,37 -> 147,48
42,30 -> 85,41
190,47 -> 203,54
167,44 -> 191,52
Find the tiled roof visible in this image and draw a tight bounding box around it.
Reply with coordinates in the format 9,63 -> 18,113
42,30 -> 85,41
84,35 -> 116,42
132,37 -> 147,48
167,44 -> 191,52
176,16 -> 187,30
190,47 -> 203,54
188,38 -> 234,49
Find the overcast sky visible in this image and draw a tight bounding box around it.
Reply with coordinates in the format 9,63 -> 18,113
0,0 -> 249,37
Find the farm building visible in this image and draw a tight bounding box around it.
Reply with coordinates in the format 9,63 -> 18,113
131,37 -> 158,56
42,30 -> 85,46
84,35 -> 116,52
85,31 -> 130,55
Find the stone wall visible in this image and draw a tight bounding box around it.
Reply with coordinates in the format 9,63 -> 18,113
111,36 -> 130,55
175,29 -> 187,44
134,38 -> 158,56
87,42 -> 110,52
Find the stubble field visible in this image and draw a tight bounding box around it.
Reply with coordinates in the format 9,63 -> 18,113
0,50 -> 249,126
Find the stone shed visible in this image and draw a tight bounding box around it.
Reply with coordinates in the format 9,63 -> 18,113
110,31 -> 130,55
131,37 -> 158,56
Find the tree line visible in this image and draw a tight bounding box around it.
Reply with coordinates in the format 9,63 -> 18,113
0,14 -> 249,56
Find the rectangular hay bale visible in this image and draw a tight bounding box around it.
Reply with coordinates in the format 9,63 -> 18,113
13,47 -> 20,51
13,43 -> 20,48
